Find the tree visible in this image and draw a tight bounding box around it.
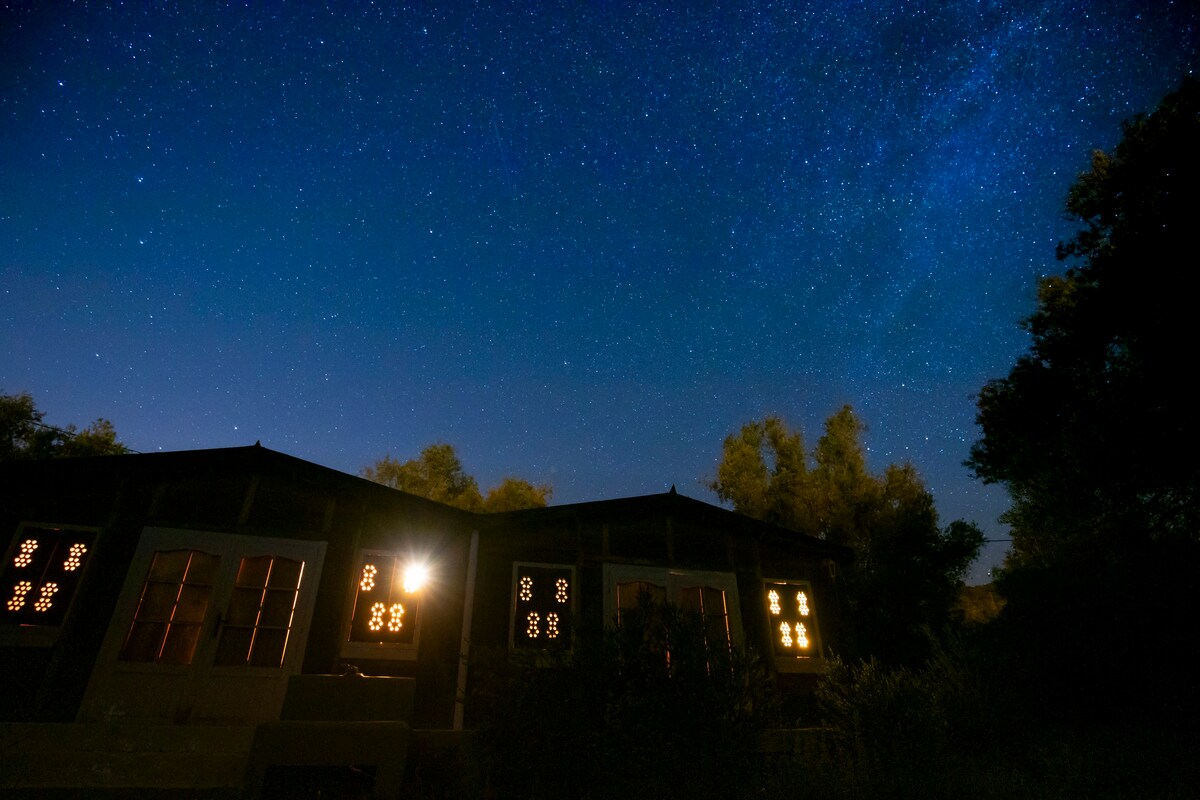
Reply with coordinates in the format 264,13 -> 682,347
363,443 -> 551,512
967,78 -> 1200,568
1,391 -> 125,460
483,477 -> 553,513
709,415 -> 809,530
711,407 -> 983,663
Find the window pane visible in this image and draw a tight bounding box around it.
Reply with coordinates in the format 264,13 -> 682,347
213,626 -> 253,666
159,623 -> 202,665
260,589 -> 297,627
148,550 -> 190,583
267,558 -> 303,589
617,580 -> 666,610
185,552 -> 221,585
137,582 -> 180,621
249,628 -> 288,668
174,584 -> 213,623
226,587 -> 264,626
235,555 -> 272,587
120,621 -> 166,662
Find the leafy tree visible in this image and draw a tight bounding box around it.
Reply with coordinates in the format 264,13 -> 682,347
1,391 -> 125,460
363,443 -> 551,512
709,415 -> 809,530
967,78 -> 1200,568
483,477 -> 553,513
711,407 -> 983,663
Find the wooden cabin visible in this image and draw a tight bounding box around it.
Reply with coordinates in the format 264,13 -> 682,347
0,445 -> 845,797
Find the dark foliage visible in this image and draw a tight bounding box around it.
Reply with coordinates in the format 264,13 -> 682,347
968,77 -> 1200,568
472,602 -> 780,800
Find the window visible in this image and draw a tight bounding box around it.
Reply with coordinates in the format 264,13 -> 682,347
2,525 -> 97,635
119,549 -> 220,665
78,528 -> 325,725
765,580 -> 823,664
604,565 -> 743,648
342,552 -> 428,658
213,555 -> 304,667
510,563 -> 575,651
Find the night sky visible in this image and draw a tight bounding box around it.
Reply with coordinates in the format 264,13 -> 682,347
2,2 -> 1196,582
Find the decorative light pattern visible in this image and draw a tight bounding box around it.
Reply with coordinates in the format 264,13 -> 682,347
64,543 -> 88,571
34,582 -> 59,612
349,554 -> 420,645
368,601 -> 404,633
513,565 -> 573,650
767,581 -> 817,657
359,563 -> 377,591
14,539 -> 38,568
8,580 -> 32,611
2,528 -> 96,627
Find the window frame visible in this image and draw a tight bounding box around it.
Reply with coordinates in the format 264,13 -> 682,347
762,578 -> 825,673
0,522 -> 100,647
508,561 -> 577,653
339,549 -> 428,662
602,564 -> 744,647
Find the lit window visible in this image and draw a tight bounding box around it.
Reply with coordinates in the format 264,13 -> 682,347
511,563 -> 574,650
765,580 -> 821,658
119,549 -> 221,665
213,555 -> 305,668
2,527 -> 96,628
348,554 -> 424,645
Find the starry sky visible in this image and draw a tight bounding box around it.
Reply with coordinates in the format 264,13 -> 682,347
2,1 -> 1196,582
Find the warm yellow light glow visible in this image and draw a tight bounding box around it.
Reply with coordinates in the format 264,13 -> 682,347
64,542 -> 88,571
796,622 -> 809,648
526,611 -> 540,638
14,539 -> 38,568
555,577 -> 569,603
768,590 -> 781,615
7,580 -> 32,611
359,563 -> 377,592
546,612 -> 560,638
780,621 -> 793,647
368,601 -> 385,632
33,582 -> 58,612
402,563 -> 429,593
797,591 -> 810,617
368,601 -> 403,632
518,575 -> 533,601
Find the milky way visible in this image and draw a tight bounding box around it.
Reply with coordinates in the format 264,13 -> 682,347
2,1 -> 1196,580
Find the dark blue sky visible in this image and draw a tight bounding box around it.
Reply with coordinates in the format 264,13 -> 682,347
3,1 -> 1196,581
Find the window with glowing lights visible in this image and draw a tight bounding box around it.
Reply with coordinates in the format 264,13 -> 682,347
347,553 -> 428,647
1,525 -> 96,630
510,563 -> 574,650
765,580 -> 821,660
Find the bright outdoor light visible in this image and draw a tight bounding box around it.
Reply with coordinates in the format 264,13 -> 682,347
402,562 -> 430,594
